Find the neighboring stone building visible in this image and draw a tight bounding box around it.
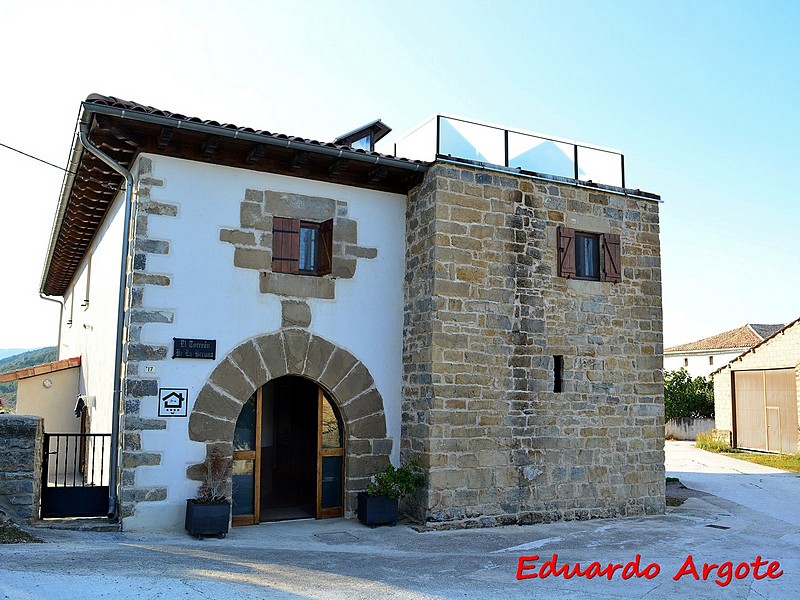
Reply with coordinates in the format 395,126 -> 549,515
664,324 -> 784,378
712,318 -> 800,453
32,96 -> 663,530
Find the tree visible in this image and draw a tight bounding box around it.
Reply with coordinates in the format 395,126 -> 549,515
664,368 -> 714,420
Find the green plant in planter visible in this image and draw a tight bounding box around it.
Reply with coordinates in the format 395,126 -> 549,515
186,448 -> 233,539
359,460 -> 424,527
367,460 -> 425,499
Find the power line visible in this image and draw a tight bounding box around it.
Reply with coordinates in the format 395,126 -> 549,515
0,141 -> 76,175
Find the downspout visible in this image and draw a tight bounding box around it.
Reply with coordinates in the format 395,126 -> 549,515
38,293 -> 64,361
78,128 -> 134,521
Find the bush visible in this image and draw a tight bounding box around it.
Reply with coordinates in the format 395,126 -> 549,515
367,461 -> 424,500
664,368 -> 714,420
696,431 -> 731,452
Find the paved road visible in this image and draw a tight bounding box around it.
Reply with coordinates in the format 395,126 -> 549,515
666,440 -> 800,527
1,442 -> 799,599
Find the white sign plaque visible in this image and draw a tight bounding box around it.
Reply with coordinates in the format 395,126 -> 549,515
158,388 -> 189,417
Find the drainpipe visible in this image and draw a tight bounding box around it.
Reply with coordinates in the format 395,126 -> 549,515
77,128 -> 134,521
38,293 -> 64,361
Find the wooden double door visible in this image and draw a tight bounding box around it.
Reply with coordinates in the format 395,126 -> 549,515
232,376 -> 345,525
733,368 -> 798,453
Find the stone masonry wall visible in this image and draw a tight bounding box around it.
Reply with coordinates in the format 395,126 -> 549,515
0,415 -> 44,523
119,157 -> 174,519
402,163 -> 664,528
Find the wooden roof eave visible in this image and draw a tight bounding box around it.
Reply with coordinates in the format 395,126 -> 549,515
40,100 -> 429,298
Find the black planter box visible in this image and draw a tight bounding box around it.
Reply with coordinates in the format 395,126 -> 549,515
185,500 -> 230,539
357,492 -> 399,527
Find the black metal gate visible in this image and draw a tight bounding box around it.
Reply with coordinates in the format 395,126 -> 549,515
41,433 -> 111,518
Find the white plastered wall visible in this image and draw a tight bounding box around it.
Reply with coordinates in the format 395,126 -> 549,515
57,193 -> 126,436
125,154 -> 406,529
664,351 -> 743,379
16,368 -> 81,433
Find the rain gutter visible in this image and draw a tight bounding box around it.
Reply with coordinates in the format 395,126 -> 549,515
76,120 -> 133,521
85,103 -> 427,173
38,294 -> 64,361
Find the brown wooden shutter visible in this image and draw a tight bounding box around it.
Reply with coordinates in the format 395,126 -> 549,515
603,233 -> 621,283
272,217 -> 300,274
557,226 -> 576,278
317,219 -> 333,276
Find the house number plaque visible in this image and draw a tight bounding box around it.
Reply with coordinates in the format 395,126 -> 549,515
173,338 -> 216,360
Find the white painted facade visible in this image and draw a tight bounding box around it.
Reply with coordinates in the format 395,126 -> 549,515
664,351 -> 744,379
58,194 -> 126,435
124,155 -> 406,529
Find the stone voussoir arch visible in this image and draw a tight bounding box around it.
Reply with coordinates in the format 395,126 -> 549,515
187,328 -> 392,513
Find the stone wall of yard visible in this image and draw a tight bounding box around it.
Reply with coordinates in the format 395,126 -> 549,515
665,417 -> 715,441
0,414 -> 43,523
403,163 -> 664,528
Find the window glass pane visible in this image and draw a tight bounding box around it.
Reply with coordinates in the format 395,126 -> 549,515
394,116 -> 437,162
575,234 -> 599,279
439,117 -> 505,166
509,132 -> 575,178
350,135 -> 372,151
321,396 -> 342,448
234,391 -> 257,451
577,146 -> 623,187
232,459 -> 254,516
299,226 -> 317,271
321,455 -> 342,510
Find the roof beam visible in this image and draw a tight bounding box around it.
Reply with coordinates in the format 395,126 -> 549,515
328,158 -> 349,177
289,151 -> 309,171
201,135 -> 220,157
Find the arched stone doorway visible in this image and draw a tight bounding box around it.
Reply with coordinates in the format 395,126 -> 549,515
187,330 -> 392,516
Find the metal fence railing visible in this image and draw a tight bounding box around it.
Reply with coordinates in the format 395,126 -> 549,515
43,433 -> 111,488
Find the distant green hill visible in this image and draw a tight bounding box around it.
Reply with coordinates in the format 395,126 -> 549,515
0,347 -> 58,412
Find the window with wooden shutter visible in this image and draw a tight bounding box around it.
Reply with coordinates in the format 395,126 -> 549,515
317,219 -> 333,276
558,226 -> 622,283
602,233 -> 621,283
272,217 -> 300,274
272,217 -> 333,277
557,226 -> 576,278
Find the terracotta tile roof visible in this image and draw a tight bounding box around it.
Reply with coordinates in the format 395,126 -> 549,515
0,357 -> 81,383
40,94 -> 429,298
710,317 -> 800,376
84,94 -> 428,167
665,324 -> 784,353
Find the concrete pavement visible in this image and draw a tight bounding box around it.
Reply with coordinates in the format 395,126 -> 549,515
1,441 -> 799,599
665,440 -> 800,527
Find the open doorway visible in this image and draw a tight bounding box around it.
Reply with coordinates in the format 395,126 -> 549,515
232,376 -> 345,525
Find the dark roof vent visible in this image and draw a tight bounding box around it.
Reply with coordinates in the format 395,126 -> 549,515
334,119 -> 391,152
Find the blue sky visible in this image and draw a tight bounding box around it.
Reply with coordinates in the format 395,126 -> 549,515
0,0 -> 798,349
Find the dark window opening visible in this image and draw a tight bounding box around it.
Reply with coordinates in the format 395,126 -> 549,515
575,233 -> 600,280
554,355 -> 564,393
298,224 -> 319,273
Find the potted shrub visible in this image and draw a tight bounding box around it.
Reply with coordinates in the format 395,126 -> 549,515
358,460 -> 424,527
185,448 -> 233,539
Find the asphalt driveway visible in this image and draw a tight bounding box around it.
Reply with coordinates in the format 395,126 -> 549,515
1,442 -> 799,599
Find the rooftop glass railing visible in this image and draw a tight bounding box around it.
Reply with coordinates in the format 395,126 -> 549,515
395,115 -> 625,188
